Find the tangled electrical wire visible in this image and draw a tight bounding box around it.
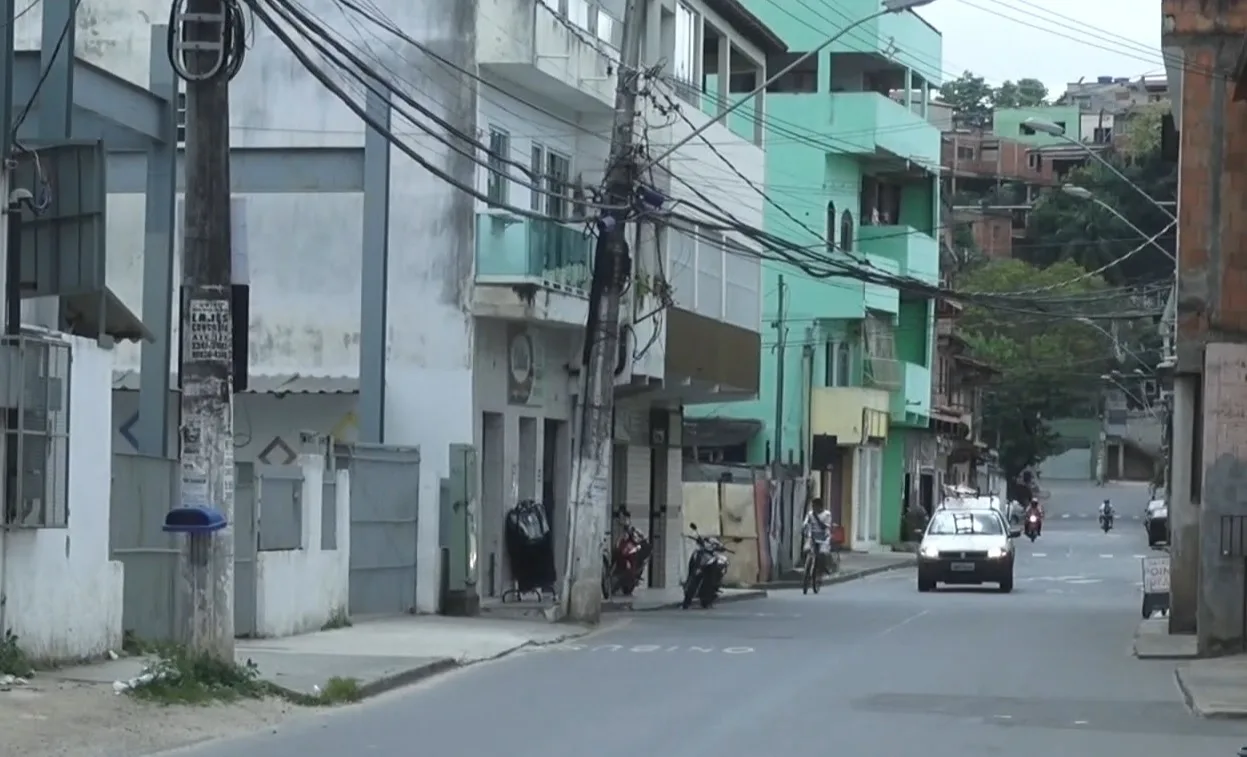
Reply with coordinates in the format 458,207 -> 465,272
166,0 -> 250,82
230,0 -> 1163,329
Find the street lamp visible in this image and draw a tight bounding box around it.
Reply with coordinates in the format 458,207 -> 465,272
1061,184 -> 1176,262
646,0 -> 937,168
1023,116 -> 1177,222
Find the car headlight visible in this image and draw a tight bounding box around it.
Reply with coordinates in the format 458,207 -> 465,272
919,544 -> 939,558
988,546 -> 1008,559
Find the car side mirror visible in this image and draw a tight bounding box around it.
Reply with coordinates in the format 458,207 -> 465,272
1009,529 -> 1021,539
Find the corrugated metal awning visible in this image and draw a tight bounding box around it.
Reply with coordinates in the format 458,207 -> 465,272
112,370 -> 358,394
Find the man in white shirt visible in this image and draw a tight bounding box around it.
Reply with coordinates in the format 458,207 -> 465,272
803,498 -> 834,570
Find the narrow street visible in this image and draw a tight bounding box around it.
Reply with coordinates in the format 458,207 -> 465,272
156,484 -> 1246,757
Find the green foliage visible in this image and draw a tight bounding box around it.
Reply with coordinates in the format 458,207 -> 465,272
939,70 -> 994,122
0,630 -> 32,677
1022,145 -> 1176,285
938,72 -> 1048,123
992,78 -> 1049,108
959,260 -> 1112,480
127,645 -> 267,705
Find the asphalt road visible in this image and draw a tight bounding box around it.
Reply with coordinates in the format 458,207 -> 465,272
166,482 -> 1246,757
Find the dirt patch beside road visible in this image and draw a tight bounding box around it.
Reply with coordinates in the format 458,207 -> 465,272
2,678 -> 299,757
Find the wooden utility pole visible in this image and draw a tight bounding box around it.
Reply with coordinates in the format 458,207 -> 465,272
561,0 -> 647,624
177,0 -> 236,659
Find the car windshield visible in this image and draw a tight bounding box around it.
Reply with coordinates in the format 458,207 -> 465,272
927,511 -> 1004,536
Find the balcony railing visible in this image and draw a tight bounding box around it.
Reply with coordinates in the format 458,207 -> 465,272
475,214 -> 593,294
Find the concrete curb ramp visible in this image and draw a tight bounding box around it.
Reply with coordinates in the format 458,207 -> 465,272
1174,668 -> 1246,719
288,631 -> 592,702
760,559 -> 916,590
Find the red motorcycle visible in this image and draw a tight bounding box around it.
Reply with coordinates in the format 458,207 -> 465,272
601,513 -> 653,599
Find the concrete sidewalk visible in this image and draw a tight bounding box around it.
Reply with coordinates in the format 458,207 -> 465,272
45,614 -> 589,699
1133,616 -> 1198,660
762,551 -> 916,589
1176,656 -> 1247,719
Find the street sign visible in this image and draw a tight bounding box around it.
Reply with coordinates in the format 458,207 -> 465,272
1141,555 -> 1170,618
1143,555 -> 1170,593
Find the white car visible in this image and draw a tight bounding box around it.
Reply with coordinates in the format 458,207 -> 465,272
917,508 -> 1019,593
1144,499 -> 1168,547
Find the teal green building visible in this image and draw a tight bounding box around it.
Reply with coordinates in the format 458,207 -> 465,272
685,0 -> 943,549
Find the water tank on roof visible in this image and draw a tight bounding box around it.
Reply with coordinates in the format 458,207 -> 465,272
1097,76 -> 1113,84
1114,77 -> 1129,84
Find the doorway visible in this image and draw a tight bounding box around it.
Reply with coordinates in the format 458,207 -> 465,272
480,412 -> 505,597
919,472 -> 935,515
542,419 -> 569,581
648,445 -> 669,588
854,445 -> 882,548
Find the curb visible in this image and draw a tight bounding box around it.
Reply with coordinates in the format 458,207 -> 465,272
300,627 -> 595,703
608,588 -> 770,612
1174,668 -> 1247,720
761,560 -> 916,590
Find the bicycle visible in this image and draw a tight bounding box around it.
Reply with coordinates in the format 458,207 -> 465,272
802,537 -> 828,595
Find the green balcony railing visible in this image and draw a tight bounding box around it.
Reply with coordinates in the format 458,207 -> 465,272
858,225 -> 939,285
889,360 -> 932,424
475,214 -> 593,294
827,92 -> 940,169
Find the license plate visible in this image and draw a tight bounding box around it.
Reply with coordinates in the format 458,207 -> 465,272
950,562 -> 975,572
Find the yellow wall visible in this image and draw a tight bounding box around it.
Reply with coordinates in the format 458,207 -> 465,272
810,387 -> 891,444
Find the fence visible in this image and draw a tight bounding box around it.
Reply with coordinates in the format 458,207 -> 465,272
109,453 -> 331,641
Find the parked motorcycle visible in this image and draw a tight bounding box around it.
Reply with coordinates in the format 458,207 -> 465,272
1024,513 -> 1041,542
601,511 -> 653,599
682,523 -> 732,610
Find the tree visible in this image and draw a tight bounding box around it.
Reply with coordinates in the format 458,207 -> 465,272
957,259 -> 1113,497
992,78 -> 1049,109
1021,126 -> 1176,286
939,71 -> 993,123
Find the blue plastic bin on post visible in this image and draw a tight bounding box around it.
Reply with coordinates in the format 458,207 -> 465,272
163,506 -> 228,534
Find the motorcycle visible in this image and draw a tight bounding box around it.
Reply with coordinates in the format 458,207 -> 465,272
682,523 -> 732,610
1024,513 -> 1041,542
1100,511 -> 1114,533
601,511 -> 653,599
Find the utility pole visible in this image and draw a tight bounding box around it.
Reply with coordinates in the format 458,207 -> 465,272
772,276 -> 788,475
561,0 -> 646,624
176,0 -> 236,659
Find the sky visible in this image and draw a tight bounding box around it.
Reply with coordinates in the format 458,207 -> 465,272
916,0 -> 1165,94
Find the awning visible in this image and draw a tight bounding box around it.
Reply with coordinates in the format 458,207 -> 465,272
61,286 -> 152,342
112,370 -> 359,394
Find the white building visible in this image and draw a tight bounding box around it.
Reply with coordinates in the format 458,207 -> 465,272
28,0 -> 775,617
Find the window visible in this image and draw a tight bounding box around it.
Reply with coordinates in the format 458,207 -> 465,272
672,2 -> 698,102
2,334 -> 70,529
1020,124 -> 1035,136
927,510 -> 1004,535
1054,121 -> 1067,132
545,150 -> 571,219
530,144 -> 545,213
486,127 -> 510,207
836,342 -> 851,386
1093,126 -> 1112,144
1028,152 -> 1043,170
825,201 -> 836,252
840,210 -> 854,252
956,145 -> 975,160
567,0 -> 590,30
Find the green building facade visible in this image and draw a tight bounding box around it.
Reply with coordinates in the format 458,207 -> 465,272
686,1 -> 943,549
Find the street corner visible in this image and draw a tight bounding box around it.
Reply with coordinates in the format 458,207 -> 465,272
1132,617 -> 1197,660
1174,659 -> 1247,719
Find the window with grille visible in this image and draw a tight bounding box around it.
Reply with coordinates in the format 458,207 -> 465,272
530,144 -> 545,213
545,151 -> 571,219
486,127 -> 510,207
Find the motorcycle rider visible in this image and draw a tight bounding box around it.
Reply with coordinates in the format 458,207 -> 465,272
1099,498 -> 1114,525
803,498 -> 834,574
1024,499 -> 1043,535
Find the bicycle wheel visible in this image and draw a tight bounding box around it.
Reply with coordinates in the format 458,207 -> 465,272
812,550 -> 822,594
802,552 -> 814,595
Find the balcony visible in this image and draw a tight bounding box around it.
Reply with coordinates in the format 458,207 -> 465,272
890,360 -> 932,426
810,386 -> 891,445
477,0 -> 618,113
858,225 -> 939,285
472,213 -> 594,326
827,92 -> 940,170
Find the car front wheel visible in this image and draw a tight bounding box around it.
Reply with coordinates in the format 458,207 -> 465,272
917,577 -> 935,592
998,574 -> 1014,593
